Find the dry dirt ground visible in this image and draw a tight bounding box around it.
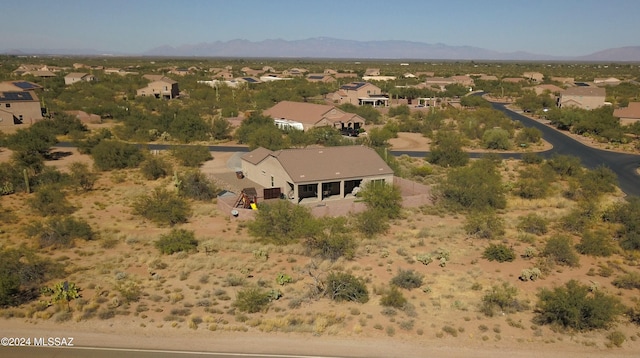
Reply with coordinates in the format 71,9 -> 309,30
0,142 -> 638,357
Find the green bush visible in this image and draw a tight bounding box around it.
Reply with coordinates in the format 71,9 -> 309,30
611,272 -> 640,290
356,208 -> 390,237
380,286 -> 408,309
28,186 -> 75,216
516,127 -> 542,144
482,128 -> 512,150
247,200 -> 318,245
428,131 -> 469,167
132,188 -> 191,226
91,140 -> 144,171
483,244 -> 516,262
480,282 -> 529,317
535,280 -> 623,330
521,152 -> 543,165
0,247 -> 63,307
172,145 -> 212,167
578,166 -> 617,197
545,154 -> 583,178
440,158 -> 506,211
177,170 -> 218,201
358,181 -> 402,219
517,213 -> 548,235
603,197 -> 640,251
410,165 -> 433,177
576,230 -> 616,257
391,269 -> 424,290
542,235 -> 580,267
155,229 -> 198,255
464,211 -> 505,239
305,217 -> 356,261
325,272 -> 369,303
234,287 -> 272,313
69,162 -> 98,191
140,157 -> 172,180
26,216 -> 95,248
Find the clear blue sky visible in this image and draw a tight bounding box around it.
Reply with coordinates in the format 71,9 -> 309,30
1,0 -> 638,56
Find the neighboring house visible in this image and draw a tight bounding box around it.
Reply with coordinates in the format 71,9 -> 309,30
523,71 -> 544,82
65,110 -> 101,124
613,102 -> 640,125
306,74 -> 335,83
501,77 -> 526,83
260,74 -> 292,82
362,75 -> 397,81
0,90 -> 43,127
0,81 -> 42,92
64,72 -> 96,85
551,76 -> 574,84
137,76 -> 179,99
241,67 -> 264,77
364,68 -> 380,76
533,84 -> 564,96
594,77 -> 621,86
282,68 -> 308,77
263,100 -> 365,134
240,146 -> 394,203
559,86 -> 606,110
330,82 -> 388,107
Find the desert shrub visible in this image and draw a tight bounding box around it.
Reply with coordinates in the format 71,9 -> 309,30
483,244 -> 516,262
612,272 -> 640,290
25,216 -> 95,248
545,154 -> 583,178
410,165 -> 433,177
521,152 -> 543,164
535,280 -> 623,330
517,213 -> 548,235
325,272 -> 369,303
480,282 -> 529,317
234,287 -> 272,313
391,269 -> 423,290
464,211 -> 505,239
115,280 -> 142,303
576,230 -> 616,257
132,188 -> 191,226
0,247 -> 62,307
380,286 -> 408,309
247,200 -> 318,245
305,217 -> 356,261
628,302 -> 640,325
155,229 -> 198,255
482,128 -> 511,150
519,268 -> 542,282
91,140 -> 144,171
28,186 -> 75,216
33,166 -> 71,188
172,145 -> 212,167
513,166 -> 552,199
428,131 -> 469,167
516,126 -> 542,144
356,208 -> 390,237
558,200 -> 598,234
69,162 -> 98,191
603,197 -> 640,251
578,166 -> 617,197
439,158 -> 506,211
140,156 -> 172,180
358,181 -> 402,219
607,331 -> 626,348
542,235 -> 580,267
177,170 -> 218,201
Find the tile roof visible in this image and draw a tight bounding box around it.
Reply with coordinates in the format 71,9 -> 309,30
613,102 -> 640,119
562,86 -> 606,96
243,146 -> 393,183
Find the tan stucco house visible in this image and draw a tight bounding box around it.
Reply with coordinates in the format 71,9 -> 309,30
263,101 -> 365,134
330,82 -> 388,107
240,146 -> 394,203
613,102 -> 640,125
559,86 -> 606,110
64,72 -> 96,85
0,90 -> 43,127
137,76 -> 179,99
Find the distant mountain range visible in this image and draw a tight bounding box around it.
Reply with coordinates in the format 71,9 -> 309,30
4,37 -> 640,62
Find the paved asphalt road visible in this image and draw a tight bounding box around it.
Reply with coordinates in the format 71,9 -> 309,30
54,105 -> 640,197
1,346 -> 340,358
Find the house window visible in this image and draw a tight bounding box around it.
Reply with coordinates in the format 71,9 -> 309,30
370,179 -> 385,187
5,103 -> 10,108
271,176 -> 274,187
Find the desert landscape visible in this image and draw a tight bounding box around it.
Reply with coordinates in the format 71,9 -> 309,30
1,130 -> 639,357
